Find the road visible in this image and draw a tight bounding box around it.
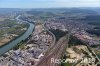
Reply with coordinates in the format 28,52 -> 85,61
36,35 -> 68,66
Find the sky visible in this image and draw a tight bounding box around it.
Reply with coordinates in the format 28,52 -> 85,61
0,0 -> 100,8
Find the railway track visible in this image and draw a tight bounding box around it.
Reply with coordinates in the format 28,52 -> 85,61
36,35 -> 68,66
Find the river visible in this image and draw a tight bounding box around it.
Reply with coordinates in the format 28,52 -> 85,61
0,17 -> 35,55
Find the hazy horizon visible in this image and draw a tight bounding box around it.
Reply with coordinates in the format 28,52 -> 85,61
0,0 -> 100,8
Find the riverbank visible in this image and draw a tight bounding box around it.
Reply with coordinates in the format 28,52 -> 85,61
0,23 -> 29,48
0,23 -> 56,66
0,23 -> 35,56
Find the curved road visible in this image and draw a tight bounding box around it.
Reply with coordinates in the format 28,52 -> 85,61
36,23 -> 68,66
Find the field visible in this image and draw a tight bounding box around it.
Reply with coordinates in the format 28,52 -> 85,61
0,19 -> 29,46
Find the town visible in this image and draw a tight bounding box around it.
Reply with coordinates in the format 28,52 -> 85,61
0,8 -> 100,66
